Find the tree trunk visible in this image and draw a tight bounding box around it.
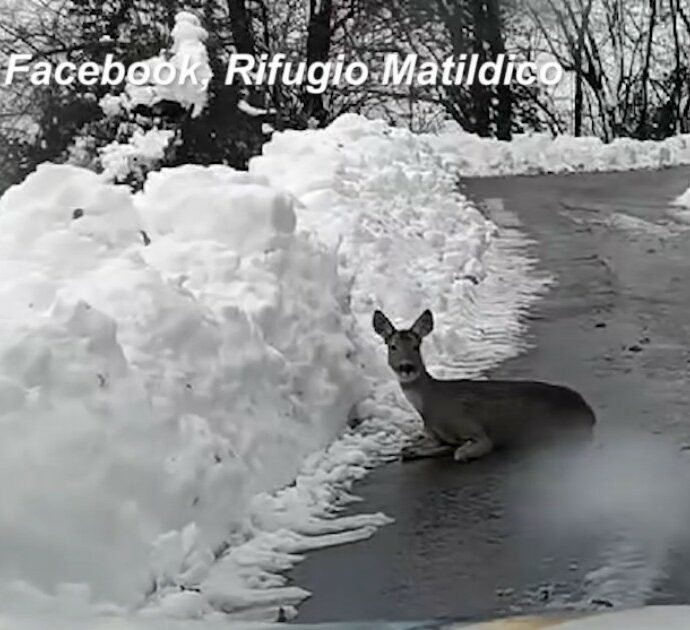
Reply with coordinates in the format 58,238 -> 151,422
637,0 -> 657,137
484,0 -> 511,140
435,1 -> 472,130
226,0 -> 254,56
304,0 -> 333,125
574,0 -> 594,136
669,0 -> 682,135
469,1 -> 491,136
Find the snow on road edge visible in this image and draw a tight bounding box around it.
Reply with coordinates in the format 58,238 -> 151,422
670,181 -> 690,223
427,124 -> 690,178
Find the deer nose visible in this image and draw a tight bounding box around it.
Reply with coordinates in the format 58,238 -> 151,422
398,362 -> 415,375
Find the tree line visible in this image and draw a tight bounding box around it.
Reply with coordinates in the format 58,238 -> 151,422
1,0 -> 689,192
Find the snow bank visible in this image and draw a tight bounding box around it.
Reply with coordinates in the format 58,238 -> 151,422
0,161 -> 365,615
251,114 -> 541,375
0,114 -> 548,624
428,123 -> 690,177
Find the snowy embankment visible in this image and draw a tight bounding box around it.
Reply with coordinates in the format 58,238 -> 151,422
428,123 -> 690,177
0,115 -> 547,623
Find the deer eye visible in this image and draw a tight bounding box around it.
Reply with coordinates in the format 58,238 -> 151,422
389,343 -> 397,351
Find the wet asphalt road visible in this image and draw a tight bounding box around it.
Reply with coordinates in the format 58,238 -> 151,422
289,166 -> 690,624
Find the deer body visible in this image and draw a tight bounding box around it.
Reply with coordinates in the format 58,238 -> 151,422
373,309 -> 595,462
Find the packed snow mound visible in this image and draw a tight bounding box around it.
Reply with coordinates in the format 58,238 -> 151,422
0,162 -> 364,610
138,166 -> 296,253
0,164 -> 142,257
251,113 -> 511,375
427,123 -> 690,177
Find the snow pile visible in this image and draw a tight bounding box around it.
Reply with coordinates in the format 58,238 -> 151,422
428,123 -> 690,177
100,12 -> 212,119
251,114 -> 544,376
670,185 -> 690,224
0,162 -> 365,616
0,114 -> 549,623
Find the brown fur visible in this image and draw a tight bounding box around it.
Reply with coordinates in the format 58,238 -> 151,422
373,309 -> 595,462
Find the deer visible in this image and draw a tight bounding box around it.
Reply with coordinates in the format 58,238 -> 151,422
373,309 -> 596,462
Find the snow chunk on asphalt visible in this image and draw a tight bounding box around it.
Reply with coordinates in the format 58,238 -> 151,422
670,183 -> 690,224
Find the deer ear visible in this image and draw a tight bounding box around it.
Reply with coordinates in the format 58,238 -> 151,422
411,309 -> 433,338
373,310 -> 395,340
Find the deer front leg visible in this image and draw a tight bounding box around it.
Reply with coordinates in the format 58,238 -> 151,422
401,434 -> 454,461
453,432 -> 494,463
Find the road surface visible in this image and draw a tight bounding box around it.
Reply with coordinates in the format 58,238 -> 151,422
288,166 -> 690,624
